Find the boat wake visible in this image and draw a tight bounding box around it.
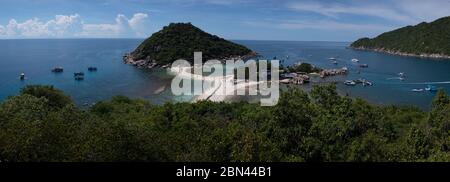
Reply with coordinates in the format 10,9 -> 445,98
405,81 -> 450,85
387,77 -> 403,80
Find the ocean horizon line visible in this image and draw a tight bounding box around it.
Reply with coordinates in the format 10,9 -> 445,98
0,38 -> 352,43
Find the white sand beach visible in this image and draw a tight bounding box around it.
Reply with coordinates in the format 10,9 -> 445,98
169,66 -> 266,103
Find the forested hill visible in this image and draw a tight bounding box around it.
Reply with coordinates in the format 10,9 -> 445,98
125,23 -> 254,67
350,16 -> 450,59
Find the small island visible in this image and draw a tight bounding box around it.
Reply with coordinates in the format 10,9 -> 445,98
124,22 -> 257,68
350,16 -> 450,59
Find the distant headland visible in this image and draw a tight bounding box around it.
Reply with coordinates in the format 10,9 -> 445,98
350,16 -> 450,59
123,22 -> 257,69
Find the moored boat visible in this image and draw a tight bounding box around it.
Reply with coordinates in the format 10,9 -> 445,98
363,80 -> 373,86
51,67 -> 64,73
20,73 -> 25,80
412,88 -> 424,92
359,64 -> 369,68
425,85 -> 437,92
74,72 -> 85,77
351,58 -> 359,63
88,67 -> 98,72
344,80 -> 356,86
74,75 -> 84,81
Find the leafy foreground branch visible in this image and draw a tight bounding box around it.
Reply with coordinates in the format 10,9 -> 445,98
0,85 -> 449,162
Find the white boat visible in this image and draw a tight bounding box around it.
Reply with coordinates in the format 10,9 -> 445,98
344,80 -> 356,86
398,72 -> 405,77
425,85 -> 437,92
329,57 -> 337,60
351,58 -> 359,63
333,60 -> 338,64
412,88 -> 424,92
363,81 -> 373,86
20,73 -> 25,80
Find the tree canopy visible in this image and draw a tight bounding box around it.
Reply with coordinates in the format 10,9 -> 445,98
131,23 -> 253,65
351,16 -> 450,56
0,85 -> 449,162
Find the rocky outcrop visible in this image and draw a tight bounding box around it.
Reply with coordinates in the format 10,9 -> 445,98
123,54 -> 169,69
123,51 -> 259,69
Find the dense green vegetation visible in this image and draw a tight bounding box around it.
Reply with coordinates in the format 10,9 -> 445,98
131,23 -> 253,65
287,63 -> 322,73
0,85 -> 449,162
351,16 -> 450,56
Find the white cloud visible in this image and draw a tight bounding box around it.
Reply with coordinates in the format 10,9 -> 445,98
288,1 -> 415,23
278,20 -> 393,31
0,15 -> 82,38
0,25 -> 4,35
163,0 -> 253,5
128,13 -> 149,36
243,18 -> 393,31
0,13 -> 150,38
393,0 -> 450,23
287,0 -> 450,25
79,13 -> 150,38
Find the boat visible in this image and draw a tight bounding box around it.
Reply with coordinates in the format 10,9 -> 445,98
74,72 -> 85,77
74,75 -> 84,81
363,80 -> 373,86
359,64 -> 369,68
344,80 -> 356,86
354,79 -> 364,84
329,57 -> 337,60
412,88 -> 424,92
425,85 -> 437,92
351,58 -> 359,63
398,72 -> 405,77
333,61 -> 338,65
20,73 -> 25,80
51,67 -> 64,73
88,67 -> 98,72
74,72 -> 85,80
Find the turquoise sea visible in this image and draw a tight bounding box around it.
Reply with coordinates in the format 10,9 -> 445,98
1,39 -> 450,109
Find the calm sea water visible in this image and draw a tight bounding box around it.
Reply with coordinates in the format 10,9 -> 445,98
0,39 -> 191,105
1,39 -> 450,109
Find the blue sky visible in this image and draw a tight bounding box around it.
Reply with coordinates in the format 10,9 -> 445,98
0,0 -> 449,41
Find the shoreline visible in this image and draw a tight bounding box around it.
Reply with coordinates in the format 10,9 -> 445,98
168,66 -> 265,103
350,46 -> 450,60
123,51 -> 259,69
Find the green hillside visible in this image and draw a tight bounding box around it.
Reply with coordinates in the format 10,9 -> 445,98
351,16 -> 450,57
129,23 -> 253,66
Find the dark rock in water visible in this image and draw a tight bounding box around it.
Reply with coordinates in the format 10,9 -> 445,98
123,22 -> 256,69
